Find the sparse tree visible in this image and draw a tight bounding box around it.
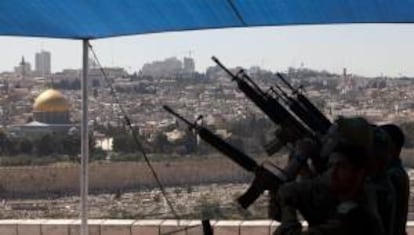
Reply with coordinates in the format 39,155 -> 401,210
36,134 -> 56,156
19,138 -> 33,154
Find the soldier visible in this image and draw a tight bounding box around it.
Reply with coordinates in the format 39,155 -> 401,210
268,138 -> 321,220
274,141 -> 384,235
381,124 -> 409,235
272,117 -> 386,235
267,118 -> 346,221
366,126 -> 396,235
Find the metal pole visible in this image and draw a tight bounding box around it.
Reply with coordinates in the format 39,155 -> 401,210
81,39 -> 89,235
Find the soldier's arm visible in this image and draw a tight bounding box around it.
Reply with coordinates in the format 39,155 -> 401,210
273,180 -> 318,235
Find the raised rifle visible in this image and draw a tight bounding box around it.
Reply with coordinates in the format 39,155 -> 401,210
276,73 -> 331,134
212,56 -> 315,155
163,105 -> 306,208
270,80 -> 326,136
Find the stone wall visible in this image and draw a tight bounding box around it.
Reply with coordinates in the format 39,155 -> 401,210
0,220 -> 414,235
0,158 -> 252,195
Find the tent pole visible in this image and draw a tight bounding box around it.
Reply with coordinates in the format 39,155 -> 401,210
81,39 -> 89,235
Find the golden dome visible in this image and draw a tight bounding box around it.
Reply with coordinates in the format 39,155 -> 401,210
33,89 -> 70,112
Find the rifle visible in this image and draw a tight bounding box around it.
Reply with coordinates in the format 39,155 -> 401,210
163,105 -> 306,208
276,73 -> 331,134
212,56 -> 315,155
267,78 -> 325,138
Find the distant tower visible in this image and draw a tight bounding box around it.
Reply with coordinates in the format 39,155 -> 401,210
15,56 -> 31,79
183,57 -> 195,74
35,50 -> 51,76
342,67 -> 354,92
20,57 -> 26,79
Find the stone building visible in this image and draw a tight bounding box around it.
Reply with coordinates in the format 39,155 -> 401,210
8,89 -> 77,137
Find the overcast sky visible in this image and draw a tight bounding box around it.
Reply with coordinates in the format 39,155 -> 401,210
0,24 -> 413,77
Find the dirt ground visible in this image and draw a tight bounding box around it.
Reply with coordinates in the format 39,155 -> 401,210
0,183 -> 270,220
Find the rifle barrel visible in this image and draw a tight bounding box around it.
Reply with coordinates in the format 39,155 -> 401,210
212,56 -> 235,79
277,73 -> 296,92
164,105 -> 258,172
197,128 -> 258,172
163,105 -> 194,127
273,83 -> 289,99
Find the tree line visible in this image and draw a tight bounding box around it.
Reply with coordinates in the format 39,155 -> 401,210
107,115 -> 273,155
0,131 -> 95,157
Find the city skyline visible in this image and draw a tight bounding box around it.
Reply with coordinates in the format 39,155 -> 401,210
1,24 -> 414,77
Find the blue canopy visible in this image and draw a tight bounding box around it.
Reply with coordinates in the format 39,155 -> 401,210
1,0 -> 414,39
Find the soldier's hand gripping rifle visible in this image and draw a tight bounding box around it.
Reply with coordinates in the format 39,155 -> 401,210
163,105 -> 307,209
212,56 -> 315,155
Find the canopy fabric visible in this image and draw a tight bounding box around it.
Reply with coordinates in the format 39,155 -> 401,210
1,0 -> 414,39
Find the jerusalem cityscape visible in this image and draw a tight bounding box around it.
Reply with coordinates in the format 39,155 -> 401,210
0,49 -> 413,225
2,2 -> 414,235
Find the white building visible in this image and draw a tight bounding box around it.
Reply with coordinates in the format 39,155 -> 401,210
35,50 -> 51,75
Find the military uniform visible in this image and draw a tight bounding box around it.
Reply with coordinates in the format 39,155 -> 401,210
274,174 -> 337,227
388,159 -> 409,235
274,179 -> 385,235
366,125 -> 397,235
273,117 -> 379,235
367,174 -> 396,235
275,203 -> 384,235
